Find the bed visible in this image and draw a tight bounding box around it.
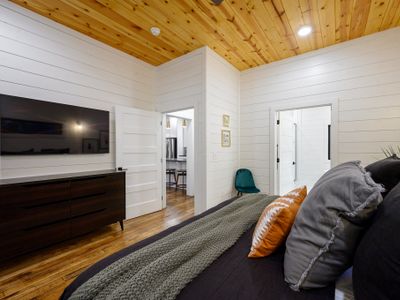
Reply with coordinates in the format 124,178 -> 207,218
61,196 -> 343,300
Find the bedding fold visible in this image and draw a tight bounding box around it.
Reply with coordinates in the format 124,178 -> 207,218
68,193 -> 276,300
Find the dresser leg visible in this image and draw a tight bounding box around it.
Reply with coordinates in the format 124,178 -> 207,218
119,220 -> 124,231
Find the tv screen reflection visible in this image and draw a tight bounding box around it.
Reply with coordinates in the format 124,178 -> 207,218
0,94 -> 109,155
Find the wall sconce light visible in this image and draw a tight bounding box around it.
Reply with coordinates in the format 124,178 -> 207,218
75,121 -> 83,131
166,117 -> 171,129
182,119 -> 187,128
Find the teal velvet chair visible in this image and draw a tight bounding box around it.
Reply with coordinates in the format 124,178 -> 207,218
235,168 -> 260,196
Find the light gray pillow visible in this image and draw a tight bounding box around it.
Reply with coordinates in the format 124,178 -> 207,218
284,161 -> 384,291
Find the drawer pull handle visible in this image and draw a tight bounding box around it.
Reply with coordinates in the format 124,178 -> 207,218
69,192 -> 107,201
23,198 -> 70,209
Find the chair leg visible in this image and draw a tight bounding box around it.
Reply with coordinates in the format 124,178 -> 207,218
176,174 -> 179,191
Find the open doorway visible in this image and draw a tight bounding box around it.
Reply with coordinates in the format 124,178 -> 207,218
163,108 -> 194,209
276,105 -> 331,194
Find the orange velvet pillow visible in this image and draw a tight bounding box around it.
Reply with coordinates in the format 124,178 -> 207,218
248,186 -> 307,258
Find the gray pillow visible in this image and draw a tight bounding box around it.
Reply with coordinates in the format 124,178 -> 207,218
284,161 -> 384,291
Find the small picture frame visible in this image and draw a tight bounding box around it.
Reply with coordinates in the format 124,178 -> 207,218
221,129 -> 231,147
222,114 -> 230,128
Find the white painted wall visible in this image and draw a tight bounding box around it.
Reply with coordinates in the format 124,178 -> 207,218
168,109 -> 194,120
205,48 -> 240,208
3,0 -> 399,211
156,49 -> 207,214
157,47 -> 240,212
241,27 -> 400,194
0,2 -> 155,179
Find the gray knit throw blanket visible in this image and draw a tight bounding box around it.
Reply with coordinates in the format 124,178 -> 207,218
68,194 -> 276,300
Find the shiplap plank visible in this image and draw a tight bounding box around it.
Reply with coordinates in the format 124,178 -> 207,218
339,130 -> 400,143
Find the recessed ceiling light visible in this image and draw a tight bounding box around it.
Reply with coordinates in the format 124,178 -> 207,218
150,27 -> 161,37
297,25 -> 312,37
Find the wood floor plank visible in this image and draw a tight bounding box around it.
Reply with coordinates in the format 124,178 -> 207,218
0,188 -> 194,300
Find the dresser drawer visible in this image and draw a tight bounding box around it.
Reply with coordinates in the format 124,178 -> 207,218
0,181 -> 70,208
0,221 -> 70,260
70,173 -> 125,198
70,193 -> 122,217
0,201 -> 70,233
0,170 -> 125,262
70,176 -> 108,198
70,207 -> 124,237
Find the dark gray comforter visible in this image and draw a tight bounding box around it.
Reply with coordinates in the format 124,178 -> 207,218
67,194 -> 275,300
62,196 -> 334,300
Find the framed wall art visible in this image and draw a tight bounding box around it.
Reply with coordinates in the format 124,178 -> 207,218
221,129 -> 231,147
223,114 -> 230,127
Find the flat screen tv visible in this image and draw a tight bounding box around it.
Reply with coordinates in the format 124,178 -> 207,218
0,94 -> 110,155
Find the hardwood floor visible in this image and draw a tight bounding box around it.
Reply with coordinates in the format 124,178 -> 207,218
0,188 -> 194,300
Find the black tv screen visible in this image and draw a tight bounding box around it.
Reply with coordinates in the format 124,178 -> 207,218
0,94 -> 109,155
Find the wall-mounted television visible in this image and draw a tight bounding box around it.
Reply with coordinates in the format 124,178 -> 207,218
0,94 -> 109,155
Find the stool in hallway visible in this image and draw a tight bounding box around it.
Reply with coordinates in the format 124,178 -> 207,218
166,168 -> 176,187
175,169 -> 187,191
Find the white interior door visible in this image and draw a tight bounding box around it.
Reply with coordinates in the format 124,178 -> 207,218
115,106 -> 162,219
277,106 -> 331,195
295,106 -> 331,190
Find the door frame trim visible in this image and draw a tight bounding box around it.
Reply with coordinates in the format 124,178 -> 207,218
269,98 -> 339,195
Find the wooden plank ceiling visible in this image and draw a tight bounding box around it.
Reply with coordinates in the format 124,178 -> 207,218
11,0 -> 400,70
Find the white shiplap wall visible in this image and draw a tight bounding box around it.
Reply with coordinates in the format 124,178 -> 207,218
0,2 -> 155,179
3,0 -> 399,210
156,47 -> 240,212
205,48 -> 240,207
240,27 -> 400,193
156,48 -> 207,214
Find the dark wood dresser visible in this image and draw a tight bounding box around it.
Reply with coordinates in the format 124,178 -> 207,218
0,169 -> 125,262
